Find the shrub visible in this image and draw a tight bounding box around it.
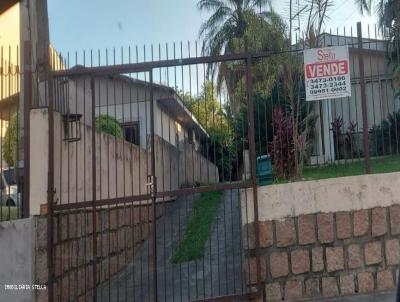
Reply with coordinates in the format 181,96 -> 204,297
370,109 -> 400,156
3,113 -> 18,167
270,106 -> 296,179
331,117 -> 360,159
95,115 -> 123,139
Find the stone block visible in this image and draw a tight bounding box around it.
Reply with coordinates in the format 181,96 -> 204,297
385,239 -> 400,266
336,212 -> 351,239
347,244 -> 362,269
312,247 -> 324,272
357,272 -> 374,293
322,277 -> 338,298
276,218 -> 296,247
377,270 -> 395,291
317,213 -> 334,243
270,252 -> 289,279
291,249 -> 310,275
353,209 -> 369,237
326,246 -> 344,272
364,241 -> 382,265
259,221 -> 274,248
305,278 -> 320,299
265,282 -> 282,302
340,274 -> 355,295
284,280 -> 303,301
372,207 -> 388,237
298,214 -> 316,245
390,205 -> 400,235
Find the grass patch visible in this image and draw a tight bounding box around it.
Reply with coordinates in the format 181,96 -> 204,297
171,191 -> 223,264
0,207 -> 18,221
274,154 -> 400,184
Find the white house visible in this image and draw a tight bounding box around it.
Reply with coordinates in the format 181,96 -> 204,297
56,69 -> 208,152
310,33 -> 399,164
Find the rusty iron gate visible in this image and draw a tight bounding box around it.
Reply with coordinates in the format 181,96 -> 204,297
45,48 -> 263,302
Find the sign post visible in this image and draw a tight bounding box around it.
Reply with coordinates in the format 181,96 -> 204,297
304,46 -> 351,102
304,45 -> 352,164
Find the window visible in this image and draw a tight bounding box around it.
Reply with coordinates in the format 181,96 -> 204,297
122,122 -> 140,145
187,129 -> 194,144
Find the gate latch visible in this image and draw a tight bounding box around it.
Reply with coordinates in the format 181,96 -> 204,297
146,175 -> 157,197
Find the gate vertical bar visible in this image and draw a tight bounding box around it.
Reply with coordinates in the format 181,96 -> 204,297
245,54 -> 262,298
47,50 -> 55,302
91,76 -> 98,302
149,69 -> 158,302
23,40 -> 32,219
357,22 -> 371,174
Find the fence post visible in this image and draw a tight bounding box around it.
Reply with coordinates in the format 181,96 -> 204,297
245,53 -> 262,299
357,22 -> 371,174
47,48 -> 55,302
23,41 -> 32,218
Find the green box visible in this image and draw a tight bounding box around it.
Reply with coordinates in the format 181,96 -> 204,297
256,155 -> 272,185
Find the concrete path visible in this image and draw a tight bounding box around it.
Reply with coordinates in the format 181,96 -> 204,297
313,291 -> 396,301
97,190 -> 246,302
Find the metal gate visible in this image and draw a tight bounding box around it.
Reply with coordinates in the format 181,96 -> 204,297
45,48 -> 263,302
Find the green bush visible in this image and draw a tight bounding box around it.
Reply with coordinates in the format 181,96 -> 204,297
95,115 -> 123,139
3,113 -> 18,167
370,109 -> 400,156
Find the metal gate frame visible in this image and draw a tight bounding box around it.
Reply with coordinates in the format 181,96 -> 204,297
46,50 -> 264,302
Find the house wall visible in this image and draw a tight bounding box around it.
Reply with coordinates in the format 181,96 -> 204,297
0,3 -> 20,102
0,3 -> 20,56
64,77 -> 189,150
29,108 -> 218,214
331,52 -> 398,130
241,172 -> 400,301
0,218 -> 35,302
311,51 -> 399,163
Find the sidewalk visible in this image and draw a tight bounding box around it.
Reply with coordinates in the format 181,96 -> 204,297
314,291 -> 395,301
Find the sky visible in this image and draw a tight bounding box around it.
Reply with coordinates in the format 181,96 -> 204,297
48,0 -> 379,57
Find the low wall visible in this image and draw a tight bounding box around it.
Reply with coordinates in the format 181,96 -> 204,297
0,218 -> 35,302
241,172 -> 400,301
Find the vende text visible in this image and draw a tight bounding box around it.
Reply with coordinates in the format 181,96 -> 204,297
306,60 -> 348,78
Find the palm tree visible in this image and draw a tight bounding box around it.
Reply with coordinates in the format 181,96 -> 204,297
197,0 -> 288,113
354,0 -> 399,27
355,0 -> 399,87
198,0 -> 272,56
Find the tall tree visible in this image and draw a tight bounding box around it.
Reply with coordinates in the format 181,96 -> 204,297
354,0 -> 399,89
198,0 -> 287,112
198,0 -> 272,56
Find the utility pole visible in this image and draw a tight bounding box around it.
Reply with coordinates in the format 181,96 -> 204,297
289,0 -> 292,46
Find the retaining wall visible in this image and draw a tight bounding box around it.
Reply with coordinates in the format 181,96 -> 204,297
34,202 -> 165,302
241,172 -> 400,301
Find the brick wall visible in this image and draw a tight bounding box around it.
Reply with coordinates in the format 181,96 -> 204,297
243,204 -> 400,301
34,202 -> 165,302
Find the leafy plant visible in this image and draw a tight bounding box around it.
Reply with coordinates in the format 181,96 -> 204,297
331,117 -> 361,159
181,82 -> 235,180
3,113 -> 18,167
95,115 -> 123,139
270,107 -> 296,179
370,109 -> 400,155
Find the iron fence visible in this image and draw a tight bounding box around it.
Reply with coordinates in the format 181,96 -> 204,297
0,45 -> 24,222
22,20 -> 400,302
45,42 -> 262,302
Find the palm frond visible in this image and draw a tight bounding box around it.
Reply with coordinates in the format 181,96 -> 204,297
199,6 -> 232,38
250,0 -> 271,10
197,0 -> 226,11
354,0 -> 372,15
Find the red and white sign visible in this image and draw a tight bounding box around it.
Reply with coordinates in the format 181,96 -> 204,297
304,46 -> 351,101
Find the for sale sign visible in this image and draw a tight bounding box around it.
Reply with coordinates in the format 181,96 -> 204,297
304,46 -> 351,101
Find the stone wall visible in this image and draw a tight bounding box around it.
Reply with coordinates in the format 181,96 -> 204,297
244,205 -> 400,301
241,173 -> 400,301
34,202 -> 165,302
